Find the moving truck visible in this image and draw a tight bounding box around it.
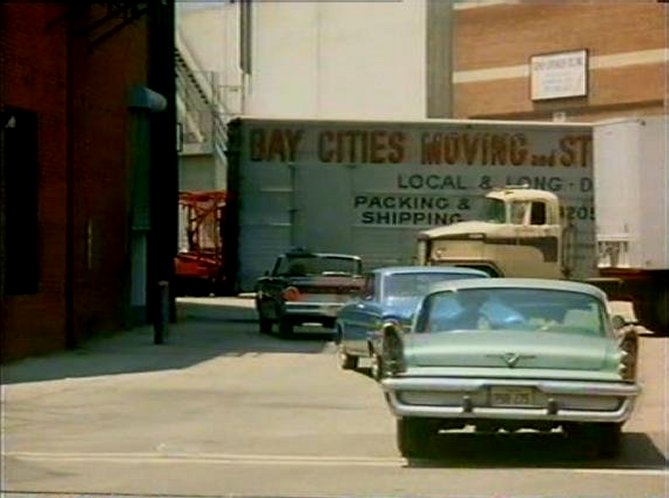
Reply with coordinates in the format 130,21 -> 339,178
224,117 -> 596,292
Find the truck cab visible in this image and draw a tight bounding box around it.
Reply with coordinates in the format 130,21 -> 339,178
417,186 -> 564,279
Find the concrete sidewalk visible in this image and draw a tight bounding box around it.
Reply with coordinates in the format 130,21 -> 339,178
1,297 -> 262,385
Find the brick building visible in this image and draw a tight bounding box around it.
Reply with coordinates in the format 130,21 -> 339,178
0,2 -> 177,362
448,1 -> 668,121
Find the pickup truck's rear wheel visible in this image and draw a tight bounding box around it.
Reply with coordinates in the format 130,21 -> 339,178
259,317 -> 273,335
396,417 -> 435,458
278,318 -> 294,338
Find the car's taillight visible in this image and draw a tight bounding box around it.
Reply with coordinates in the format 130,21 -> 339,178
617,325 -> 639,381
382,321 -> 406,375
618,351 -> 635,381
617,347 -> 637,381
282,286 -> 301,301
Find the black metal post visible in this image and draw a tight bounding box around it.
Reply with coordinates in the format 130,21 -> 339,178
153,279 -> 169,344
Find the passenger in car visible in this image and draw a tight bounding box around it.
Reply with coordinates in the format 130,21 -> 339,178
445,291 -> 491,330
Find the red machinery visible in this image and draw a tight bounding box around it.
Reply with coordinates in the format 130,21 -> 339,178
175,191 -> 227,296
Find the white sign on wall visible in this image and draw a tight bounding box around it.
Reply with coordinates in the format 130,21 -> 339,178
531,49 -> 588,101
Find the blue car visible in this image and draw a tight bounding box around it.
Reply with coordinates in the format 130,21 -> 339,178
335,266 -> 489,379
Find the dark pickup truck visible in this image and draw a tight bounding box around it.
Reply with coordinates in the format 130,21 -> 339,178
255,249 -> 364,337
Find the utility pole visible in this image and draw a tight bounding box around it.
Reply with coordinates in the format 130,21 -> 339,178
147,0 -> 178,324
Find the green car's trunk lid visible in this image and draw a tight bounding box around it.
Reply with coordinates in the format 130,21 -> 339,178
405,330 -> 611,371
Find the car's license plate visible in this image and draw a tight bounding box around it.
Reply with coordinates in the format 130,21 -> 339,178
490,386 -> 534,407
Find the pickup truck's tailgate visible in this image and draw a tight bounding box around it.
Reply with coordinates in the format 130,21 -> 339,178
290,276 -> 362,302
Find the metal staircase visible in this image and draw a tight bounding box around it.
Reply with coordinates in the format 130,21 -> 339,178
175,41 -> 236,160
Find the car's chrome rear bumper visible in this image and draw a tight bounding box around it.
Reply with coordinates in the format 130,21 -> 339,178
381,376 -> 640,424
284,302 -> 345,319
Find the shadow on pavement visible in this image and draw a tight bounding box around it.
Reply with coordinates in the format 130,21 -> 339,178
405,430 -> 668,471
1,298 -> 336,385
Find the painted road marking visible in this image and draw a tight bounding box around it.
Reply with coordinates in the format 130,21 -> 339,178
6,451 -> 403,467
5,451 -> 669,476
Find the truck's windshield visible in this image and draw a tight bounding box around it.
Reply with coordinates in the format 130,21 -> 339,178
482,198 -> 506,224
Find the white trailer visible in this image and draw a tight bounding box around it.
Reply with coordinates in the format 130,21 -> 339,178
594,116 -> 668,331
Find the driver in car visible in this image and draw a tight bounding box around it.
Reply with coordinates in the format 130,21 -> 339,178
452,291 -> 490,330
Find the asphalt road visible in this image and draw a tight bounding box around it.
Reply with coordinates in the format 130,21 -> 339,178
1,297 -> 667,498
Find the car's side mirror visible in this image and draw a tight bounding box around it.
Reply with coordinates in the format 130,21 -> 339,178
615,320 -> 639,339
382,319 -> 402,333
609,300 -> 637,326
611,314 -> 627,330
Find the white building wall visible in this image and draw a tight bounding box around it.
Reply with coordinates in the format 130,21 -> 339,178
248,2 -> 425,119
177,1 -> 426,120
177,4 -> 244,116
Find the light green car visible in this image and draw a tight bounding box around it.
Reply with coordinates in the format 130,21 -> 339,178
380,278 -> 641,459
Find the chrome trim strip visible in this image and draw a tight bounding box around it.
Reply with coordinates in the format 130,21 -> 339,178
284,302 -> 346,317
381,376 -> 639,423
381,377 -> 640,397
385,393 -> 636,423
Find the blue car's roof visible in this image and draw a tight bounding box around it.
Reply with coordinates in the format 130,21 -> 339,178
283,252 -> 361,261
427,277 -> 608,301
372,266 -> 489,278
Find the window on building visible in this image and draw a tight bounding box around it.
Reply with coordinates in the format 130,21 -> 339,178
2,108 -> 40,295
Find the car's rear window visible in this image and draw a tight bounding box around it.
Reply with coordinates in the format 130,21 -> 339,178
383,272 -> 482,299
415,288 -> 608,337
276,255 -> 360,276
